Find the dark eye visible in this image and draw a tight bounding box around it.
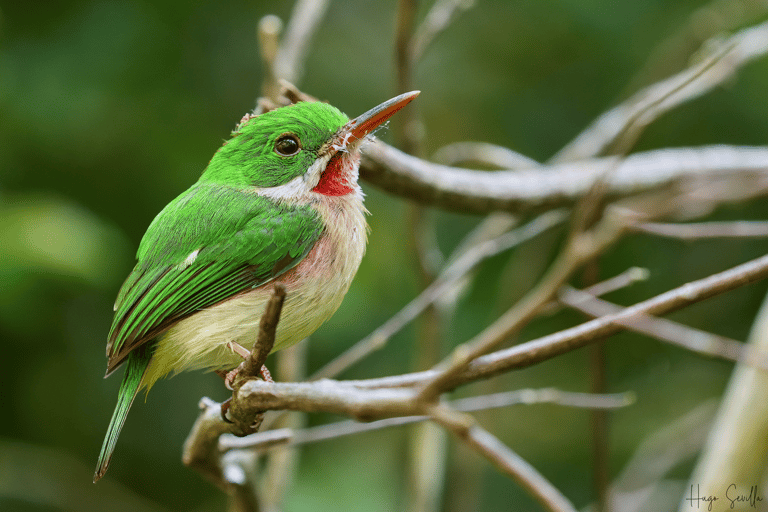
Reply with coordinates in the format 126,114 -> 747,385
274,134 -> 301,156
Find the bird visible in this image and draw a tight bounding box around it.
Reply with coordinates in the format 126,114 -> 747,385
94,91 -> 420,482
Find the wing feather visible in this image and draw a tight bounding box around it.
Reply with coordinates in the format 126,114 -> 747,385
105,183 -> 323,374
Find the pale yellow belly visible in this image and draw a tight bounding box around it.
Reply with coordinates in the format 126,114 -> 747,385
141,194 -> 367,390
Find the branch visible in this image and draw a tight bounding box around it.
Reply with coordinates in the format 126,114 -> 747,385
551,21 -> 768,163
432,141 -> 541,169
228,285 -> 286,436
272,0 -> 330,85
631,220 -> 768,239
360,142 -> 768,214
221,388 -> 634,451
311,210 -> 567,380
429,405 -> 578,512
559,285 -> 768,370
410,0 -> 475,63
337,251 -> 768,392
416,207 -> 629,402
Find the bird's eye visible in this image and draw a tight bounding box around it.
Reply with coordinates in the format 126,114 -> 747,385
274,134 -> 301,156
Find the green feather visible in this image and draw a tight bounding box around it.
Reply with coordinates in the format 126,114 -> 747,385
202,101 -> 348,187
97,100 -> 351,482
106,183 -> 323,374
94,343 -> 153,482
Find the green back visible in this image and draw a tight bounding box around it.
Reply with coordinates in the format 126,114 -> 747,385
106,182 -> 323,373
104,101 -> 351,373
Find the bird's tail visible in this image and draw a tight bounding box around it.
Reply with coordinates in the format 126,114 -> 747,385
93,346 -> 152,482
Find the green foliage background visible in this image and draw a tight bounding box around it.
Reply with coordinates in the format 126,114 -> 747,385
2,1 -> 768,511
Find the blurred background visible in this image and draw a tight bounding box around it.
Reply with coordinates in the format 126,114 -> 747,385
2,1 -> 768,511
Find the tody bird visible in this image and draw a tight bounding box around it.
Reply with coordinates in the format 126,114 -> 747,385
94,91 -> 419,482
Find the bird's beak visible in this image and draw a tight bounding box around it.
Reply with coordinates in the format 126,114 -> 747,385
346,91 -> 420,141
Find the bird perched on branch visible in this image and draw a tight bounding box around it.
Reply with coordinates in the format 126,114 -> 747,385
94,91 -> 419,482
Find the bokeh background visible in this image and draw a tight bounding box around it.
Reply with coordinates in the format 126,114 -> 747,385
2,1 -> 768,511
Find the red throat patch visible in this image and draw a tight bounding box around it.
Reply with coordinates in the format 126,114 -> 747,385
313,153 -> 354,196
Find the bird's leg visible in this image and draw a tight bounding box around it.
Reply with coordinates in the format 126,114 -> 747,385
219,341 -> 274,423
226,340 -> 251,358
221,341 -> 274,389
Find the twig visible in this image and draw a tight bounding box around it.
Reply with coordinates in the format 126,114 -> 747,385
416,207 -> 629,403
183,397 -> 233,491
311,210 -> 567,380
430,405 -> 578,512
240,285 -> 286,381
551,21 -> 768,163
433,141 -> 541,169
411,0 -> 475,63
631,220 -> 768,239
360,142 -> 768,215
259,340 -> 307,511
465,252 -> 768,384
221,388 -> 634,451
228,285 -> 286,436
272,0 -> 330,85
559,285 -> 768,370
582,267 -> 650,298
341,251 -> 768,391
609,400 -> 717,512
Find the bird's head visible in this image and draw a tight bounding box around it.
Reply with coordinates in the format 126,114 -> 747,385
200,92 -> 419,201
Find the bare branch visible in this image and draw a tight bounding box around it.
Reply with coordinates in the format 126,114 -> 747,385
432,141 -> 541,169
183,397 -> 238,490
430,405 -> 578,512
311,210 -> 567,380
226,285 -> 286,436
342,251 -> 768,391
360,142 -> 768,215
551,21 -> 768,163
241,284 -> 286,381
559,285 -> 768,370
416,207 -> 629,402
221,388 -> 634,451
631,220 -> 768,239
411,0 -> 475,63
272,0 -> 330,85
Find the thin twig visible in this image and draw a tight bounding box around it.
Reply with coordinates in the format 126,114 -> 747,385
416,208 -> 630,403
631,220 -> 768,239
272,0 -> 331,85
430,405 -> 578,512
551,21 -> 768,163
341,251 -> 768,391
221,388 -> 634,451
559,285 -> 768,370
432,141 -> 541,169
411,0 -> 475,63
228,285 -> 286,436
240,285 -> 286,381
311,210 -> 567,380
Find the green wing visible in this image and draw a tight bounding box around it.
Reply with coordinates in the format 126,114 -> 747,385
105,183 -> 323,375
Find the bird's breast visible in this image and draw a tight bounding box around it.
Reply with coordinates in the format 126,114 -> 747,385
142,193 -> 367,389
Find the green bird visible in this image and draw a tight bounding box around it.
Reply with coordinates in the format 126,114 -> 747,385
94,91 -> 419,482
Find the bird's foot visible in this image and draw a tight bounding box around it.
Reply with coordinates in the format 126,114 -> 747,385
226,340 -> 251,359
259,364 -> 273,383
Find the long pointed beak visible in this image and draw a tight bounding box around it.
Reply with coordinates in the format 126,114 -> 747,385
347,91 -> 420,141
